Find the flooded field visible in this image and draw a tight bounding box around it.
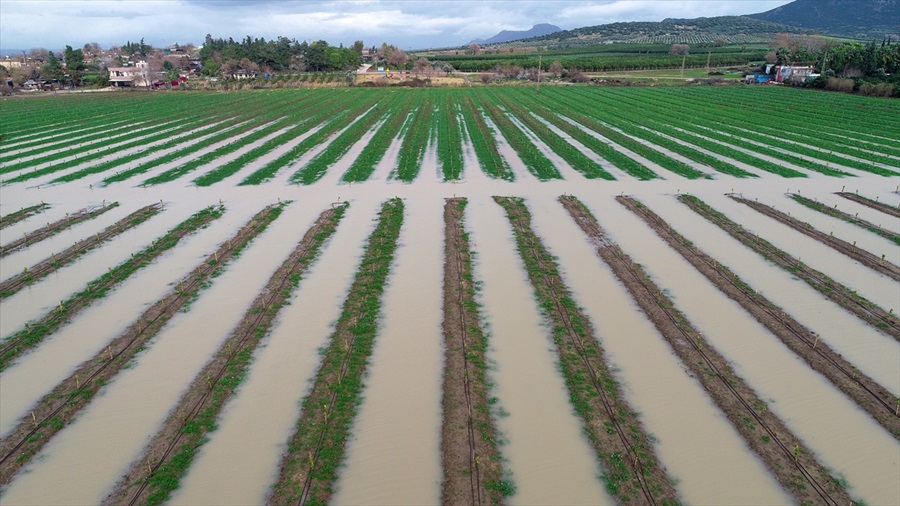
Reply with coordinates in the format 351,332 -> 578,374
1,86 -> 898,505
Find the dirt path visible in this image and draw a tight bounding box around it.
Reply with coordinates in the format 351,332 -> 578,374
619,196 -> 900,439
103,203 -> 345,506
0,205 -> 221,373
0,203 -> 49,230
270,199 -> 403,506
441,198 -> 507,505
791,194 -> 899,246
0,203 -> 162,300
0,204 -> 282,486
730,195 -> 900,281
495,196 -> 679,506
836,192 -> 900,219
0,202 -> 118,257
678,195 -> 900,342
561,195 -> 855,506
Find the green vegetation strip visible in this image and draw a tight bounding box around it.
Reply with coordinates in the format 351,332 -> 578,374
0,204 -> 287,486
441,198 -> 510,503
732,196 -> 900,281
495,196 -> 678,504
0,205 -> 223,372
270,198 -> 403,506
619,196 -> 900,439
341,100 -> 412,183
679,195 -> 900,341
561,195 -> 855,506
104,203 -> 346,506
790,194 -> 900,247
459,96 -> 513,181
0,203 -> 162,301
393,98 -> 433,182
436,96 -> 464,181
0,202 -> 119,257
480,100 -> 560,181
835,192 -> 900,220
0,203 -> 49,230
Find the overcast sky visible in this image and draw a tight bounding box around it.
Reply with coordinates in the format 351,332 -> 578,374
0,0 -> 793,53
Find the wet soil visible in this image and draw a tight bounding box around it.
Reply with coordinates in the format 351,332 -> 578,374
837,192 -> 900,219
561,195 -> 855,506
0,203 -> 162,300
730,195 -> 900,281
0,205 -> 255,485
619,196 -> 900,439
0,204 -> 50,230
441,198 -> 505,505
102,203 -> 343,506
0,202 -> 118,257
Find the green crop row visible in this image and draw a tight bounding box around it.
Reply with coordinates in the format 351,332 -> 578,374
393,97 -> 433,182
459,96 -> 513,181
478,96 -> 561,181
342,96 -> 413,183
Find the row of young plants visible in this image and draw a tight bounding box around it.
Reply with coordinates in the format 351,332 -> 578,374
441,198 -> 511,502
687,86 -> 900,141
289,95 -> 398,185
573,88 -> 847,178
105,203 -> 347,506
478,97 -> 561,181
679,194 -> 899,340
0,205 -> 222,371
618,195 -> 900,438
537,89 -> 708,179
0,118 -> 142,165
0,203 -> 50,230
0,203 -> 288,488
559,194 -> 856,505
270,198 -> 403,506
392,95 -> 434,182
0,202 -> 119,257
341,98 -> 412,182
458,96 -> 514,181
491,91 -> 615,180
192,91 -> 349,186
791,194 -> 900,246
496,196 -> 680,504
242,90 -> 383,185
0,203 -> 162,300
730,195 -> 900,281
1,92 -> 235,177
835,191 -> 900,219
502,89 -> 656,180
614,89 -> 894,176
435,95 -> 464,181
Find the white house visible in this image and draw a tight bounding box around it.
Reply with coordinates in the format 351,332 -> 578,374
108,61 -> 150,87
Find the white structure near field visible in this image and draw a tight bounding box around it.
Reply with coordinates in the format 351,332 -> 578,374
108,61 -> 151,87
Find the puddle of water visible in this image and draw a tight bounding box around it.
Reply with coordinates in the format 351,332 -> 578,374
530,195 -> 789,505
170,196 -> 376,505
332,196 -> 443,505
630,193 -> 900,505
0,200 -> 313,505
0,202 -> 258,437
467,196 -> 612,506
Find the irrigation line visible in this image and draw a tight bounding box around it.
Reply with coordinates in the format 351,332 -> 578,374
561,196 -> 849,506
0,203 -> 49,230
679,195 -> 900,341
0,202 -> 118,257
118,205 -> 335,506
496,197 -> 674,505
0,203 -> 161,301
619,196 -> 899,438
836,192 -> 900,219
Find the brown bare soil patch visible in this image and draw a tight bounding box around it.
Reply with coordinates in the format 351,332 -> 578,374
561,195 -> 854,506
441,198 -> 506,505
730,195 -> 900,281
619,196 -> 899,439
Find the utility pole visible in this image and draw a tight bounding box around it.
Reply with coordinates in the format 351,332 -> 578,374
706,51 -> 711,74
537,53 -> 542,94
681,52 -> 687,78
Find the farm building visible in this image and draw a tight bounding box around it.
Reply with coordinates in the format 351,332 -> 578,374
108,61 -> 150,87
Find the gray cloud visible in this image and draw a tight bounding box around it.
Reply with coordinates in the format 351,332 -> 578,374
0,0 -> 793,53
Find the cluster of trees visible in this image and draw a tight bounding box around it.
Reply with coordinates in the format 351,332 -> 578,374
198,35 -> 364,75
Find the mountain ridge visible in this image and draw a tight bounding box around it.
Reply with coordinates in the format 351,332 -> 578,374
470,23 -> 562,45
